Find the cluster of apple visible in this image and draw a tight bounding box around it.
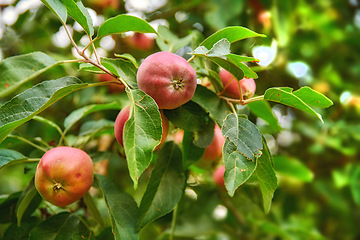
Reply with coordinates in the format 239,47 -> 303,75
34,51 -> 256,207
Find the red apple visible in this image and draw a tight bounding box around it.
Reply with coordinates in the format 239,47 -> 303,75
88,0 -> 120,10
202,125 -> 226,162
213,165 -> 225,187
98,74 -> 125,93
219,69 -> 256,99
125,32 -> 154,51
137,51 -> 197,109
114,106 -> 169,150
35,147 -> 94,207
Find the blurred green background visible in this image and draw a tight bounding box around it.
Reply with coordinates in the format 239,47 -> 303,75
1,0 -> 360,239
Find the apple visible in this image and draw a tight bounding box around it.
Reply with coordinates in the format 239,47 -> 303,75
219,69 -> 256,99
125,32 -> 154,51
98,73 -> 125,93
202,125 -> 226,162
88,0 -> 120,10
137,51 -> 197,109
35,147 -> 93,207
114,105 -> 169,150
213,165 -> 225,187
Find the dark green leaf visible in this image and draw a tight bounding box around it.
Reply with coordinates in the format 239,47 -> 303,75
101,57 -> 138,89
0,77 -> 88,143
350,166 -> 360,205
0,52 -> 57,97
124,89 -> 162,188
192,85 -> 231,127
182,131 -> 206,169
200,26 -> 266,50
247,100 -> 281,131
83,192 -> 105,228
0,149 -> 27,169
97,14 -> 156,39
255,138 -> 277,213
137,142 -> 186,229
97,175 -> 138,240
274,156 -> 314,182
0,192 -> 21,223
79,119 -> 114,136
61,0 -> 94,36
41,0 -> 67,24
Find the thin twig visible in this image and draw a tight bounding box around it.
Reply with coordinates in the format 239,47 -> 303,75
169,204 -> 179,240
9,135 -> 48,153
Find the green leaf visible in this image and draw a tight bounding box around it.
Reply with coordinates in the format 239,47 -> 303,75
350,166 -> 360,205
137,142 -> 186,229
0,149 -> 27,169
61,0 -> 94,36
97,14 -> 156,39
79,63 -> 104,74
124,89 -> 162,188
255,138 -> 277,213
191,85 -> 231,127
79,119 -> 114,136
97,175 -> 138,240
274,156 -> 314,182
196,69 -> 223,93
293,86 -> 333,108
29,212 -> 89,240
114,53 -> 139,67
16,180 -> 41,227
222,114 -> 263,196
101,57 -> 138,89
0,192 -> 21,223
200,26 -> 266,50
41,0 -> 67,24
156,25 -> 194,52
264,87 -> 329,122
247,100 -> 281,131
64,101 -> 121,131
182,131 -> 205,169
0,77 -> 88,143
33,116 -> 63,135
0,52 -> 58,97
83,192 -> 105,228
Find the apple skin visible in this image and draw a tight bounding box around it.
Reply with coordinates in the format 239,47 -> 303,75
219,69 -> 256,99
202,125 -> 226,162
98,74 -> 125,93
35,147 -> 94,207
213,165 -> 225,187
114,106 -> 169,150
137,51 -> 197,109
88,0 -> 120,10
125,32 -> 154,51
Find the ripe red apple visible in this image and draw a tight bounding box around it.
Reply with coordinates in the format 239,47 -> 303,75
213,165 -> 225,187
98,74 -> 125,93
202,125 -> 226,162
35,147 -> 94,207
219,69 -> 256,99
88,0 -> 120,10
114,106 -> 169,150
137,51 -> 197,109
125,32 -> 154,51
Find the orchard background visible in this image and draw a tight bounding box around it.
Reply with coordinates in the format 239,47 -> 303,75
0,0 -> 359,239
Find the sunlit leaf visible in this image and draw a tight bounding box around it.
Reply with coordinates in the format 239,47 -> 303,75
61,0 -> 94,36
41,0 -> 67,24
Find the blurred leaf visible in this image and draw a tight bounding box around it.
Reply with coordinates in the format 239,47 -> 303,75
200,26 -> 266,50
192,85 -> 231,127
247,100 -> 281,131
63,101 -> 121,131
222,114 -> 263,196
274,156 -> 314,182
33,116 -> 63,135
97,14 -> 156,39
350,166 -> 360,205
255,138 -> 277,213
41,0 -> 67,24
0,77 -> 87,143
293,87 -> 333,108
0,149 -> 27,169
264,87 -> 329,122
124,89 -> 162,188
0,192 -> 21,223
97,175 -> 138,240
137,142 -> 186,229
83,192 -> 105,228
29,212 -> 89,240
182,131 -> 206,169
0,52 -> 57,97
101,57 -> 138,89
79,119 -> 114,136
61,0 -> 94,36
156,25 -> 193,52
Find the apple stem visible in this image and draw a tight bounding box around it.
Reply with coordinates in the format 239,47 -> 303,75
170,204 -> 179,240
53,182 -> 63,192
187,55 -> 196,63
220,95 -> 264,105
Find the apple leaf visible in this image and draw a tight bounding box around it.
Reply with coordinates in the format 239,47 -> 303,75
222,114 -> 263,197
0,149 -> 28,169
255,138 -> 277,213
156,25 -> 194,52
97,14 -> 156,39
247,100 -> 281,131
78,63 -> 104,74
96,175 -> 138,240
350,166 -> 360,205
200,26 -> 266,50
78,119 -> 114,136
137,142 -> 186,230
101,57 -> 138,89
124,89 -> 163,188
264,87 -> 333,122
192,39 -> 258,79
196,68 -> 223,93
61,0 -> 94,36
274,156 -> 314,182
191,85 -> 231,127
0,77 -> 88,143
16,180 -> 41,227
182,131 -> 206,169
41,0 -> 67,24
29,212 -> 90,240
0,52 -> 58,97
